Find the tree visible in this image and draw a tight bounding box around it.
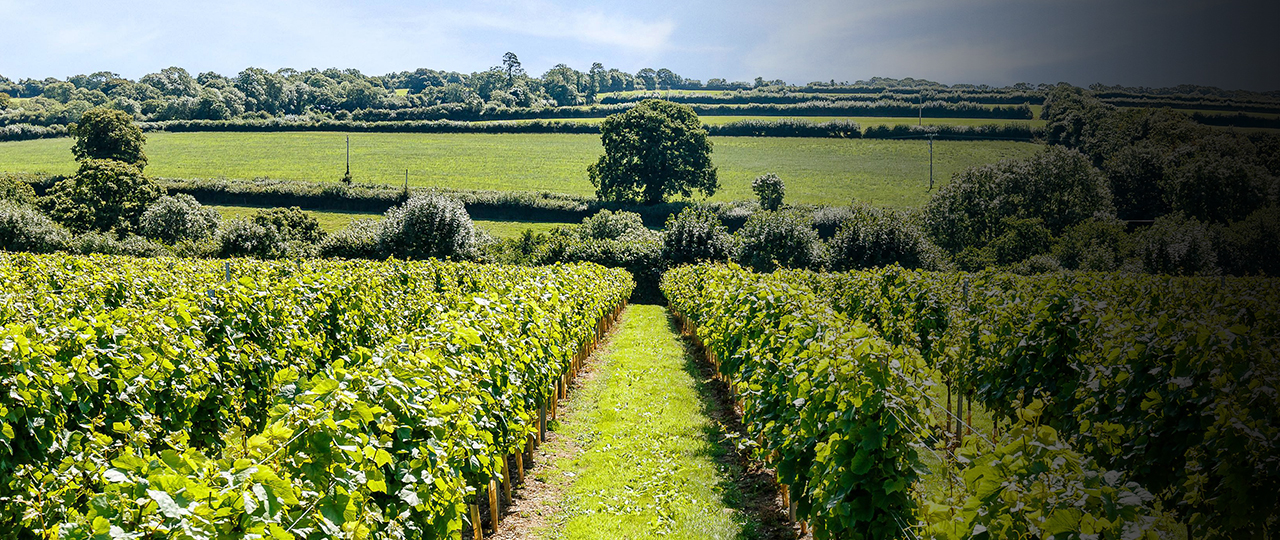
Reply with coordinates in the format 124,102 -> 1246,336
501,52 -> 524,83
752,173 -> 785,210
589,100 -> 718,205
69,107 -> 147,169
42,158 -> 162,233
0,92 -> 10,110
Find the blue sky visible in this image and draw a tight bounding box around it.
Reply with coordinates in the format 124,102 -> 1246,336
1,0 -> 1276,89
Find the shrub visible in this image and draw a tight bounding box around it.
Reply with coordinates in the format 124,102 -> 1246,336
662,206 -> 736,266
537,230 -> 665,303
986,217 -> 1054,266
0,174 -> 38,205
139,194 -> 220,244
42,158 -> 162,233
1218,205 -> 1280,276
252,206 -> 324,244
1130,213 -> 1220,276
69,107 -> 147,168
320,219 -> 384,260
752,173 -> 785,211
736,210 -> 823,272
0,202 -> 71,253
216,218 -> 283,259
924,146 -> 1113,253
378,194 -> 476,260
1053,217 -> 1129,271
75,233 -> 170,258
579,209 -> 647,240
826,204 -> 945,271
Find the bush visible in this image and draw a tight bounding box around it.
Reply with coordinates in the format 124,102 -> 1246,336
736,210 -> 823,272
662,206 -> 736,266
320,219 -> 384,260
752,173 -> 785,211
139,194 -> 220,244
827,205 -> 945,271
216,218 -> 283,259
378,194 -> 476,260
579,209 -> 647,240
73,232 -> 171,257
1218,205 -> 1280,276
924,146 -> 1113,253
537,231 -> 665,303
1053,217 -> 1128,271
0,173 -> 38,205
252,206 -> 324,244
41,158 -> 162,233
1130,213 -> 1220,276
0,202 -> 71,253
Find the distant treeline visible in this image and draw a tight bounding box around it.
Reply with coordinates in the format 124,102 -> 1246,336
350,100 -> 1034,122
0,117 -> 1043,142
1099,97 -> 1280,115
600,91 -> 1045,106
1190,112 -> 1280,130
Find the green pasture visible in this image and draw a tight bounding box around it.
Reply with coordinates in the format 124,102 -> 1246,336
0,132 -> 1040,207
477,115 -> 1045,128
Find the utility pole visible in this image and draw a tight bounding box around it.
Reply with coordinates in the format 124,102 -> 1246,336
342,135 -> 352,184
927,132 -> 936,191
919,94 -> 923,126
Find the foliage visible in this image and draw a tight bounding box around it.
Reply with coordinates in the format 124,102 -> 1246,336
319,218 -> 384,260
662,206 -> 736,266
662,264 -> 924,539
70,231 -> 171,257
1217,205 -> 1280,276
817,266 -> 1280,536
827,204 -> 944,271
41,158 -> 162,233
0,253 -> 633,537
588,100 -> 718,204
577,209 -> 647,240
1130,212 -> 1220,276
752,173 -> 785,211
537,227 -> 665,304
139,193 -> 220,244
923,146 -> 1113,254
0,173 -> 37,205
251,205 -> 325,244
735,210 -> 823,272
0,201 -> 70,253
378,193 -> 477,260
68,107 -> 147,168
216,217 -> 284,259
1052,216 -> 1128,271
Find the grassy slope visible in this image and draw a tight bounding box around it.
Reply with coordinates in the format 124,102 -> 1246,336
209,204 -> 566,237
539,305 -> 751,539
0,132 -> 1040,207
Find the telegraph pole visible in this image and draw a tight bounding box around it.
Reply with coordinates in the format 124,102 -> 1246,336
927,132 -> 936,191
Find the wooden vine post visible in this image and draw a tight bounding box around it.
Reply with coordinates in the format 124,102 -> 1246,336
470,503 -> 483,540
502,456 -> 512,502
488,480 -> 499,533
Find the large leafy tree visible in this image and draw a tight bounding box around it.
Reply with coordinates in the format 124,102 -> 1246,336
69,107 -> 147,169
42,158 -> 162,233
588,100 -> 718,205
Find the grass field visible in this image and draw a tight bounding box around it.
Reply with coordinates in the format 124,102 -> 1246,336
0,132 -> 1040,207
209,204 -> 567,236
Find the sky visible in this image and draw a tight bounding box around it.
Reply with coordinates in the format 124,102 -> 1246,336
1,0 -> 1277,90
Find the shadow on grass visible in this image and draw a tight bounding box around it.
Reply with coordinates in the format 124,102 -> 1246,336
666,312 -> 798,540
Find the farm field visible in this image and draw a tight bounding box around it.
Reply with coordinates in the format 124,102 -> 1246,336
208,204 -> 565,237
0,131 -> 1041,207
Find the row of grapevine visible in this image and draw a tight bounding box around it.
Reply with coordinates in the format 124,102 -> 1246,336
0,252 -> 633,538
662,264 -> 1208,538
661,263 -> 925,539
810,266 -> 1280,537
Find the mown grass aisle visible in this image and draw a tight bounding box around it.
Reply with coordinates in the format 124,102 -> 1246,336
536,305 -> 756,540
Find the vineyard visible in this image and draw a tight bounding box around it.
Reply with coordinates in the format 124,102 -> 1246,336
0,252 -> 632,538
663,263 -> 1279,539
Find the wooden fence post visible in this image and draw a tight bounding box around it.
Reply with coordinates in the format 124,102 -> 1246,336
470,503 -> 483,540
488,480 -> 499,532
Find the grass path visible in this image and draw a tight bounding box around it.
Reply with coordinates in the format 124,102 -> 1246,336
511,304 -> 783,540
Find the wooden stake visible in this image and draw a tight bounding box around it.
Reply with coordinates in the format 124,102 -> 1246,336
488,480 -> 499,532
502,456 -> 512,502
800,520 -> 808,535
516,448 -> 525,484
470,504 -> 483,540
781,484 -> 792,521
